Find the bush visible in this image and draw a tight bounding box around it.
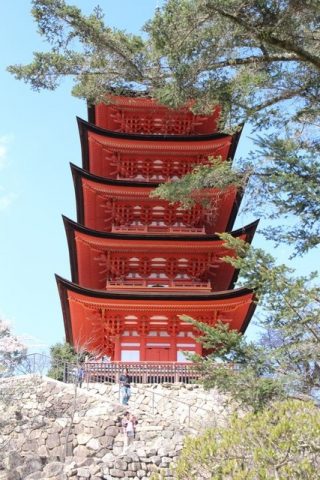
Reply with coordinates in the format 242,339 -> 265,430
175,400 -> 320,480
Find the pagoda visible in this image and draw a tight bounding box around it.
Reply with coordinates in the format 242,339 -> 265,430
57,95 -> 257,362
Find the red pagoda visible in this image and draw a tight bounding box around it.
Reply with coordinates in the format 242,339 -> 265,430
57,95 -> 257,362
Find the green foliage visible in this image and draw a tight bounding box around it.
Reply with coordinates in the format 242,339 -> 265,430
151,157 -> 247,208
180,317 -> 284,412
7,0 -> 320,252
174,400 -> 320,480
219,235 -> 320,398
47,341 -> 77,381
8,0 -> 148,102
147,0 -> 320,254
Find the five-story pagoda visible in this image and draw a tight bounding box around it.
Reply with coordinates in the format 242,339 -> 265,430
56,95 -> 257,362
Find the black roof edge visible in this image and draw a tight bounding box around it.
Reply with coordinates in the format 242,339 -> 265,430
76,116 -> 233,142
62,215 -> 80,284
63,215 -> 259,243
70,164 -> 85,224
240,296 -> 258,334
70,162 -> 160,188
55,274 -> 255,301
55,274 -> 73,344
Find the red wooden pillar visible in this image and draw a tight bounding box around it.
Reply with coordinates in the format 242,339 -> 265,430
140,335 -> 146,362
114,335 -> 121,361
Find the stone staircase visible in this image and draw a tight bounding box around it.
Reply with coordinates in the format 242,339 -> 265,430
0,374 -> 232,479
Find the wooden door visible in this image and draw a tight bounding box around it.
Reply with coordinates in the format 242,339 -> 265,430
146,347 -> 170,361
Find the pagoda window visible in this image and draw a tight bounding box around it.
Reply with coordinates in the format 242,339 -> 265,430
159,331 -> 170,337
148,331 -> 158,337
121,350 -> 140,361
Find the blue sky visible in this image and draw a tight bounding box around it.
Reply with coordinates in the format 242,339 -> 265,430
0,0 -> 318,351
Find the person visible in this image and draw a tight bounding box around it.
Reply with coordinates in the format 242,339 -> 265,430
121,412 -> 137,452
76,363 -> 85,388
119,368 -> 132,405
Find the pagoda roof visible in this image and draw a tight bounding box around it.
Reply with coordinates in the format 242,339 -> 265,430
56,275 -> 256,346
71,163 -> 243,234
64,215 -> 258,243
78,118 -> 241,176
63,216 -> 258,292
78,115 -> 241,146
88,95 -> 221,135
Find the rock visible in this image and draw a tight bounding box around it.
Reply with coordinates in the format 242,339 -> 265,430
128,462 -> 141,471
46,433 -> 60,449
109,469 -> 125,478
37,445 -> 49,457
24,473 -> 45,480
137,470 -> 146,478
114,459 -> 127,470
16,458 -> 42,478
89,464 -> 101,476
77,433 -> 93,445
105,426 -> 119,437
3,451 -> 23,470
73,445 -> 90,458
87,438 -> 101,450
77,467 -> 91,478
43,461 -> 64,477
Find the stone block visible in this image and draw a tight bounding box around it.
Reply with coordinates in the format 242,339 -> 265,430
24,473 -> 45,480
73,445 -> 90,458
87,438 -> 101,450
3,451 -> 23,470
114,459 -> 127,470
46,433 -> 60,449
77,433 -> 93,445
136,470 -> 146,479
77,468 -> 91,478
109,469 -> 125,478
128,462 -> 141,472
43,461 -> 64,478
105,426 -> 119,437
100,435 -> 114,448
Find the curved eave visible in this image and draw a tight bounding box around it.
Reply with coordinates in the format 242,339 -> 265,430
71,162 -> 159,188
77,117 -> 242,172
64,215 -> 259,243
78,116 -> 233,142
63,215 -> 259,286
71,162 -> 245,228
56,274 -> 255,301
56,275 -> 256,343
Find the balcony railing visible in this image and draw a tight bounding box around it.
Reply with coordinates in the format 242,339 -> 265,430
82,361 -> 200,384
111,225 -> 205,234
106,279 -> 211,292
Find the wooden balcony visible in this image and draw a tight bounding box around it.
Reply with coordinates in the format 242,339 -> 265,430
82,361 -> 200,384
106,279 -> 211,292
111,224 -> 206,235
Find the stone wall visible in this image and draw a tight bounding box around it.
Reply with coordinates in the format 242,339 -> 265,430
86,382 -> 232,430
0,375 -> 232,480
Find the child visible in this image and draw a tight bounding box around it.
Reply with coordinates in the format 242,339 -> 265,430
121,412 -> 137,452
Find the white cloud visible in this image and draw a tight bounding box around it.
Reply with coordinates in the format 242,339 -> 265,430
0,134 -> 13,170
0,192 -> 16,211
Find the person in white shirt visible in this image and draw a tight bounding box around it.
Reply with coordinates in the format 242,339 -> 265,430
121,412 -> 137,452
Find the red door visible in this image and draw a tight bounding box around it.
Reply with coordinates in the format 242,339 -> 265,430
146,347 -> 170,361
